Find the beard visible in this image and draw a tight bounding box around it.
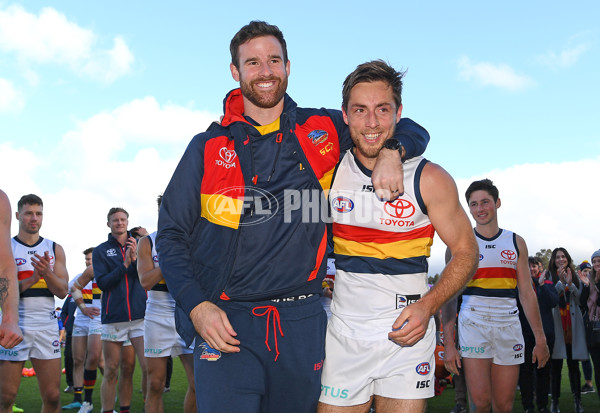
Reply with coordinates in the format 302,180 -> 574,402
352,137 -> 383,160
239,75 -> 288,109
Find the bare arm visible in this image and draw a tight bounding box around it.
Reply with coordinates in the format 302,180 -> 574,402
137,235 -> 163,290
32,244 -> 69,299
71,266 -> 100,318
516,235 -> 550,368
0,190 -> 23,348
389,162 -> 478,346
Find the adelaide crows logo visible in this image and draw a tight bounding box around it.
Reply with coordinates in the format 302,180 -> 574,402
198,342 -> 221,361
308,130 -> 328,145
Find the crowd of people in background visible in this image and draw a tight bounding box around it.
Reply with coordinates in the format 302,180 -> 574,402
444,246 -> 600,413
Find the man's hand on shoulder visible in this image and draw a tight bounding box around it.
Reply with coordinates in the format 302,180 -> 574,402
190,301 -> 240,353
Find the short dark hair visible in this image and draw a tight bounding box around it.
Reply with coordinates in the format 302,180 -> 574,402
230,20 -> 288,69
157,194 -> 163,210
465,179 -> 499,203
528,256 -> 542,267
107,207 -> 129,222
17,194 -> 43,212
83,247 -> 94,255
342,60 -> 405,111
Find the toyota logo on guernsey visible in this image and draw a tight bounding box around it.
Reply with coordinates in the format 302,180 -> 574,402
501,249 -> 517,264
384,199 -> 415,219
331,196 -> 354,213
216,147 -> 237,168
206,186 -> 279,227
380,199 -> 416,227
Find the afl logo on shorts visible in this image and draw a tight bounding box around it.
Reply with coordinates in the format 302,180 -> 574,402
199,342 -> 221,362
52,340 -> 60,347
15,258 -> 26,266
513,344 -> 523,351
416,362 -> 430,376
332,197 -> 354,213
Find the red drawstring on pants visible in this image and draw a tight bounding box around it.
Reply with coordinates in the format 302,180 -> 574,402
252,305 -> 284,361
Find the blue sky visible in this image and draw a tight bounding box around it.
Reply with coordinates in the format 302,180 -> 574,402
1,1 -> 599,280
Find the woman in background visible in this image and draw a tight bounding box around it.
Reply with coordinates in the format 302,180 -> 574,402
549,247 -> 587,413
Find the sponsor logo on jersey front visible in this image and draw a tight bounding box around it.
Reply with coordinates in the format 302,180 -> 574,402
215,147 -> 237,169
332,196 -> 354,213
106,248 -> 118,257
501,249 -> 517,264
416,362 -> 430,375
379,199 -> 416,227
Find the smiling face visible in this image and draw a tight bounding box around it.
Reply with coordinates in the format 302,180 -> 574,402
554,250 -> 568,271
529,262 -> 540,277
593,256 -> 600,274
468,189 -> 500,227
343,80 -> 402,170
107,211 -> 129,237
230,35 -> 290,111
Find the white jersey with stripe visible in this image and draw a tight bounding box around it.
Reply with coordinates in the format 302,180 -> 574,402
74,274 -> 101,319
461,229 -> 519,313
145,232 -> 175,320
12,236 -> 58,328
329,152 -> 434,338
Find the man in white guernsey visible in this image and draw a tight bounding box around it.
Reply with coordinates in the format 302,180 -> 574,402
66,247 -> 103,413
138,195 -> 195,413
0,194 -> 69,413
317,61 -> 479,413
442,179 -> 550,413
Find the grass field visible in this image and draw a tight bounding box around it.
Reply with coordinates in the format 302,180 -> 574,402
12,356 -> 600,412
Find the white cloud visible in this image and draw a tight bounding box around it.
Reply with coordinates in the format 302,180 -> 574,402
458,56 -> 534,91
1,96 -> 218,284
429,158 -> 600,276
0,77 -> 25,112
537,39 -> 590,69
0,4 -> 133,83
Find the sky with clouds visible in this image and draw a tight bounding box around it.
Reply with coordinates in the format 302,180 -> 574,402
0,1 -> 598,287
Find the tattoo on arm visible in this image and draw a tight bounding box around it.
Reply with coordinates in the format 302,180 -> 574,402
0,277 -> 8,308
